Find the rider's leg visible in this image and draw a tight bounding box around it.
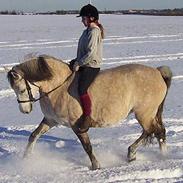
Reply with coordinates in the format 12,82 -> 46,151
78,67 -> 100,133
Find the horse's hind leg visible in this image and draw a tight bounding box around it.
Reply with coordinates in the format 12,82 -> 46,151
154,117 -> 167,155
154,101 -> 167,155
127,131 -> 148,162
24,118 -> 54,157
73,130 -> 100,170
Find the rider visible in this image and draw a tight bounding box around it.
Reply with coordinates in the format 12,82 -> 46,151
71,4 -> 104,132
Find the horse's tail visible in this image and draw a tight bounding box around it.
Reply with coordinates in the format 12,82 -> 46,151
156,65 -> 172,124
157,65 -> 172,90
156,65 -> 172,118
153,66 -> 172,141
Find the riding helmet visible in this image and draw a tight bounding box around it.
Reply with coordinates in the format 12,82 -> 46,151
77,4 -> 99,20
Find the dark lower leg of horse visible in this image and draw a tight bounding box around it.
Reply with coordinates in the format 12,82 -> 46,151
127,131 -> 148,162
76,115 -> 91,134
75,131 -> 100,170
155,102 -> 167,154
154,126 -> 167,154
24,119 -> 52,158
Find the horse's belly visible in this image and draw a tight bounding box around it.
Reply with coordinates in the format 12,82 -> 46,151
92,103 -> 131,128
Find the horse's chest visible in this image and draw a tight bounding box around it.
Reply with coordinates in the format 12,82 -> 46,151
40,96 -> 70,127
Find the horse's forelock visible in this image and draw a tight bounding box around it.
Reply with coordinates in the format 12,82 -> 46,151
16,56 -> 53,82
7,70 -> 14,87
7,67 -> 21,87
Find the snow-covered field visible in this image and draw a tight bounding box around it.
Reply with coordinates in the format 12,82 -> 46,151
0,14 -> 183,182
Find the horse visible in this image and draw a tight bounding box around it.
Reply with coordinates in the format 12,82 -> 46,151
7,55 -> 172,170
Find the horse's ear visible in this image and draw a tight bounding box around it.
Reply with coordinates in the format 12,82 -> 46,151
11,71 -> 22,80
3,66 -> 11,73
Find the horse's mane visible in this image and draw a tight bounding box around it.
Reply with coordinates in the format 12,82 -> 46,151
8,56 -> 53,84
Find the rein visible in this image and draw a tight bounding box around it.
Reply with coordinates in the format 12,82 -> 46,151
17,72 -> 75,104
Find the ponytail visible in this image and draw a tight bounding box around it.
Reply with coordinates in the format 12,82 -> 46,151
89,18 -> 105,39
97,22 -> 105,39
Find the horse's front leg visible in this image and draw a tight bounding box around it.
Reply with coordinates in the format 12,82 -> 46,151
24,118 -> 54,157
73,129 -> 100,170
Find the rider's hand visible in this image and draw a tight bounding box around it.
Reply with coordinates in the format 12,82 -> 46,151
73,61 -> 79,72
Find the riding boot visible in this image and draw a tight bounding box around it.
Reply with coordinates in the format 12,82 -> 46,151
78,93 -> 92,133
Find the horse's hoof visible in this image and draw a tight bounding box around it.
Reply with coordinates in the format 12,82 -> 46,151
160,143 -> 168,156
23,150 -> 33,159
23,153 -> 29,159
128,157 -> 136,162
127,153 -> 136,162
91,161 -> 101,170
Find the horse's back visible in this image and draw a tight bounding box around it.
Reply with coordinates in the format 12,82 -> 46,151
89,64 -> 167,126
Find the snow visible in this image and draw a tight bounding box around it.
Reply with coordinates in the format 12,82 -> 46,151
0,14 -> 183,182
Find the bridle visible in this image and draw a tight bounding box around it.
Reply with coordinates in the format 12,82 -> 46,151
17,80 -> 41,103
16,72 -> 74,104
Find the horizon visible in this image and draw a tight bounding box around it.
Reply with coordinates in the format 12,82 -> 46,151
0,7 -> 183,13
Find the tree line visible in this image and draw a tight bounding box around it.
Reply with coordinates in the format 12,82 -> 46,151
0,8 -> 183,16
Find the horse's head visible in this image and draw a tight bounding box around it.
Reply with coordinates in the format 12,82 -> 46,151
7,69 -> 35,113
7,56 -> 53,114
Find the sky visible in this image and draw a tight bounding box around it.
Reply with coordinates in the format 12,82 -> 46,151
0,0 -> 183,12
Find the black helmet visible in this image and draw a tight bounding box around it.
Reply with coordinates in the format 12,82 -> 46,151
77,4 -> 99,20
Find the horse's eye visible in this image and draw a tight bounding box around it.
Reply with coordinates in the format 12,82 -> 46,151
20,89 -> 26,94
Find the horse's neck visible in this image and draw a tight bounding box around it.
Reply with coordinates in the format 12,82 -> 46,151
38,59 -> 72,92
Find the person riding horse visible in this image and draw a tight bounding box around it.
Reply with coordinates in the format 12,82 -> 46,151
70,4 -> 104,133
